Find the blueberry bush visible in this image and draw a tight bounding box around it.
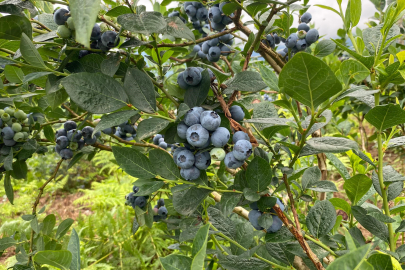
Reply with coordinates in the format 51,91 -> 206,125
1,0 -> 405,269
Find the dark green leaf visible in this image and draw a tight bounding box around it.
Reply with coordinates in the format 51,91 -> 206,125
23,72 -> 52,84
308,180 -> 338,192
11,160 -> 27,179
327,244 -> 372,270
133,179 -> 164,196
231,221 -> 254,255
300,137 -> 358,157
184,70 -> 211,108
42,214 -> 56,236
352,206 -> 390,243
208,207 -> 236,239
70,0 -> 101,48
372,166 -> 404,201
33,250 -> 72,270
118,12 -> 167,35
344,174 -> 373,205
306,200 -> 337,238
365,104 -> 405,131
243,187 -> 260,201
120,37 -> 149,48
136,118 -> 170,141
112,146 -> 156,179
246,157 -> 272,192
56,218 -> 74,239
67,229 -> 80,270
101,53 -> 121,77
4,172 -> 13,204
191,224 -> 210,269
0,237 -> 16,251
254,147 -> 269,163
368,251 -> 401,269
165,17 -> 195,41
257,197 -> 277,213
68,153 -> 85,169
93,110 -> 138,136
4,65 -> 24,83
325,153 -> 351,180
224,71 -> 267,93
257,63 -> 279,91
43,124 -> 55,143
160,254 -> 192,270
149,149 -> 180,180
218,254 -> 270,270
265,242 -> 295,266
301,166 -> 321,190
105,6 -> 132,17
20,33 -> 46,68
217,192 -> 242,217
172,185 -> 211,216
0,15 -> 32,40
314,40 -> 336,57
124,68 -> 156,113
265,226 -> 295,243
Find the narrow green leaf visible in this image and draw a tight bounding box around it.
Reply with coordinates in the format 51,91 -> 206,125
43,124 -> 55,143
191,224 -> 210,270
136,118 -> 170,141
20,33 -> 46,68
67,229 -> 81,270
56,218 -> 74,239
4,171 -> 13,204
350,0 -> 362,27
327,244 -> 372,270
123,68 -> 156,113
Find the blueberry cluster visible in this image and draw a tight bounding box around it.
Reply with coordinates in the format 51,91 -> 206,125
153,199 -> 168,222
194,33 -> 233,62
125,185 -> 148,210
208,3 -> 234,31
183,2 -> 209,36
0,108 -> 36,149
277,12 -> 319,58
168,11 -> 187,24
177,67 -> 214,90
262,33 -> 281,49
263,94 -> 271,101
248,199 -> 285,233
152,134 -> 172,149
55,121 -> 101,159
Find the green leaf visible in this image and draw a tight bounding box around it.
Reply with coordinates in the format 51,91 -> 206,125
165,17 -> 195,41
101,53 -> 121,77
43,124 -> 55,143
184,70 -> 211,108
368,251 -> 402,270
372,166 -> 404,201
20,33 -> 46,68
69,0 -> 101,48
363,24 -> 400,54
118,12 -> 167,35
33,250 -> 72,270
23,72 -> 52,84
191,224 -> 210,270
149,149 -> 180,180
105,6 -> 132,17
258,213 -> 273,229
252,100 -> 279,130
12,160 -> 27,179
352,206 -> 390,243
301,166 -> 321,190
390,203 -> 405,215
124,68 -> 156,113
68,153 -> 85,169
218,193 -> 242,217
136,118 -> 170,141
314,39 -> 337,57
325,153 -> 351,180
4,148 -> 13,171
243,187 -> 260,201
0,237 -> 16,251
42,214 -> 56,236
67,229 -> 80,270
300,137 -> 358,157
4,65 -> 24,83
265,242 -> 295,266
340,59 -> 369,85
367,211 -> 395,223
257,62 -> 279,91
395,220 -> 405,233
257,197 -> 277,213
224,71 -> 268,93
327,244 -> 372,270
93,110 -> 138,136
133,179 -> 164,196
218,254 -> 270,270
344,174 -> 373,205
172,185 -> 211,216
46,74 -> 68,110
231,221 -> 254,255
196,62 -> 231,84
0,15 -> 32,40
0,0 -> 36,16
333,39 -> 374,69
112,146 -> 156,179
246,157 -> 272,192
329,198 -> 352,214
61,72 -> 128,114
308,180 -> 338,192
365,104 -> 405,131
306,200 -> 337,238
160,254 -> 192,270
279,52 -> 342,110
254,147 -> 269,163
265,226 -> 295,243
56,218 -> 74,239
4,172 -> 13,204
350,0 -> 362,27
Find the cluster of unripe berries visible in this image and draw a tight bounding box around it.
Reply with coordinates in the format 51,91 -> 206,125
101,121 -> 137,142
53,8 -> 119,58
125,185 -> 148,210
0,108 -> 35,149
248,198 -> 285,233
177,67 -> 214,90
55,121 -> 101,159
194,33 -> 233,62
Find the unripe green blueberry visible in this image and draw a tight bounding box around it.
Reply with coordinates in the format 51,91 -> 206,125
22,126 -> 30,132
1,113 -> 10,122
100,22 -> 109,32
12,123 -> 22,132
22,132 -> 29,139
126,133 -> 132,138
70,142 -> 79,150
14,110 -> 27,120
210,148 -> 226,161
0,110 -> 5,115
4,107 -> 14,116
6,120 -> 13,126
13,132 -> 24,142
297,30 -> 307,39
23,118 -> 29,124
67,17 -> 75,30
57,25 -> 71,38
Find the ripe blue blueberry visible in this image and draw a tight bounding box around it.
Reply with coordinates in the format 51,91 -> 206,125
233,139 -> 252,161
274,198 -> 285,212
298,23 -> 310,32
277,49 -> 287,58
208,37 -> 219,47
159,141 -> 168,149
273,33 -> 280,44
250,201 -> 259,210
177,121 -> 189,139
211,21 -> 225,31
285,33 -> 298,48
305,29 -> 319,44
220,45 -> 231,56
122,124 -> 136,135
82,126 -> 94,138
67,130 -> 83,142
266,34 -> 275,48
193,44 -> 201,53
248,210 -> 263,230
222,15 -> 233,25
56,136 -> 69,149
301,12 -> 312,23
194,151 -> 211,170
200,110 -> 221,131
184,107 -> 203,126
208,46 -> 221,61
133,185 -> 140,194
219,33 -> 232,43
208,7 -> 222,23
84,136 -> 97,145
186,124 -> 209,147
177,72 -> 189,90
91,24 -> 101,41
102,127 -> 114,135
224,151 -> 244,169
55,145 -> 62,154
3,139 -> 16,147
196,7 -> 208,21
197,50 -> 207,59
180,166 -> 201,180
202,41 -> 211,54
1,127 -> 14,140
176,149 -> 195,169
229,105 -> 245,121
54,8 -> 70,25
233,131 -> 249,144
173,147 -> 187,165
168,11 -> 180,17
153,215 -> 162,222
134,196 -> 146,208
101,31 -> 119,48
192,2 -> 203,8
185,5 -> 197,17
60,148 -> 73,160
158,206 -> 168,216
79,50 -> 90,58
267,216 -> 283,233
184,2 -> 193,8
157,198 -> 165,207
193,20 -> 201,29
64,120 -> 77,131
183,67 -> 202,86
296,39 -> 307,51
153,134 -> 164,145
211,127 -> 230,147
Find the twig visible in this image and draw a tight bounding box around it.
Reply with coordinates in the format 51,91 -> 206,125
220,56 -> 234,76
212,62 -> 225,72
31,19 -> 52,32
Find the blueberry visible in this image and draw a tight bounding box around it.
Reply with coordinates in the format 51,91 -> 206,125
157,198 -> 165,207
64,121 -> 77,131
210,148 -> 226,161
57,25 -> 71,38
185,5 -> 197,17
273,33 -> 280,44
194,151 -> 211,170
67,17 -> 75,29
208,46 -> 221,61
196,7 -> 208,21
219,33 -> 232,43
133,186 -> 140,193
1,113 -> 10,122
301,12 -> 312,23
159,141 -> 168,149
285,33 -> 298,48
273,198 -> 285,212
229,105 -> 245,121
97,39 -> 110,52
267,216 -> 283,233
250,202 -> 259,210
101,31 -> 119,48
4,107 -> 14,116
208,37 -> 219,47
305,29 -> 319,44
192,2 -> 203,8
82,126 -> 94,138
298,23 -> 310,32
211,21 -> 225,31
11,123 -> 22,132
54,8 -> 70,25
266,34 -> 275,48
184,107 -> 203,126
197,50 -> 207,59
1,127 -> 14,140
222,15 -> 233,25
78,139 -> 85,150
122,124 -> 136,135
233,131 -> 249,144
211,127 -> 230,147
153,215 -> 162,222
233,139 -> 252,161
79,50 -> 91,58
202,41 -> 211,54
158,206 -> 168,216
177,72 -> 189,90
56,136 -> 69,149
184,2 -> 193,9
67,130 -> 83,142
193,44 -> 201,53
183,67 -> 202,86
126,192 -> 136,204
60,148 -> 73,159
297,30 -> 307,39
14,110 -> 26,120
295,39 -> 307,51
176,149 -> 195,169
13,132 -> 24,142
134,196 -> 146,208
200,110 -> 221,131
102,127 -> 114,134
208,6 -> 222,23
180,166 -> 201,180
224,151 -> 244,169
91,24 -> 101,41
277,49 -> 287,58
168,11 -> 180,17
220,45 -> 231,56
153,134 -> 163,145
177,121 -> 189,139
193,20 -> 201,29
186,124 -> 209,147
55,145 -> 62,154
248,210 -> 263,230
84,136 -> 97,145
173,147 -> 187,164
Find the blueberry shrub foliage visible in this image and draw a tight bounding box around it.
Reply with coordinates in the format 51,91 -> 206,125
2,0 -> 405,269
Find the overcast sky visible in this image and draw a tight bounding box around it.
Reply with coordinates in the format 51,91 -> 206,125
143,0 -> 378,39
